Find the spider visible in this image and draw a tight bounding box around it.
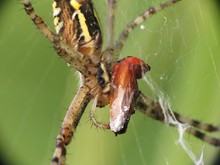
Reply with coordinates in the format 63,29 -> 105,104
22,0 -> 220,164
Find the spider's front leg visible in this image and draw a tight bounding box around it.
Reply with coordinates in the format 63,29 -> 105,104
114,0 -> 182,61
51,85 -> 91,165
106,0 -> 116,49
22,0 -> 56,42
22,0 -> 96,75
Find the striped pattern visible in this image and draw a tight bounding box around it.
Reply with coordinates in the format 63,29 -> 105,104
52,0 -> 102,56
53,1 -> 63,33
51,85 -> 91,165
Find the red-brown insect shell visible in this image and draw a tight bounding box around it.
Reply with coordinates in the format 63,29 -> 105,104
110,57 -> 150,135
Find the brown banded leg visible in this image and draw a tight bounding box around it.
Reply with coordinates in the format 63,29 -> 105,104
135,92 -> 220,146
114,0 -> 182,60
186,127 -> 220,146
22,0 -> 98,75
173,112 -> 220,133
22,0 -> 56,42
51,85 -> 91,165
53,39 -> 90,75
101,0 -> 117,63
106,0 -> 116,49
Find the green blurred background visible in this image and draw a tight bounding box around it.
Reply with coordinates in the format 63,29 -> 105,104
0,0 -> 220,165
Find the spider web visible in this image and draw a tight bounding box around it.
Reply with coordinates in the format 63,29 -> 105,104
105,0 -> 220,165
143,74 -> 204,165
0,0 -> 219,165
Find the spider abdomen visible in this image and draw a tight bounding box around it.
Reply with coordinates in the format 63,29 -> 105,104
53,0 -> 102,56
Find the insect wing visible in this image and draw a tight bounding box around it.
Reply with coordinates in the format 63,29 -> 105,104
110,57 -> 150,135
110,60 -> 138,134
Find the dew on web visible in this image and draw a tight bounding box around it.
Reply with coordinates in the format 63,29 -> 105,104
140,25 -> 145,30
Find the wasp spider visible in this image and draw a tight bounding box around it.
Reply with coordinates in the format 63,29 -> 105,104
22,0 -> 220,164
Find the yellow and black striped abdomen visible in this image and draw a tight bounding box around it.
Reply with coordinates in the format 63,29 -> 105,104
53,0 -> 102,56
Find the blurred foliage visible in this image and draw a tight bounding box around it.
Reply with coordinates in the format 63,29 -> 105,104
0,0 -> 220,165
0,0 -> 6,8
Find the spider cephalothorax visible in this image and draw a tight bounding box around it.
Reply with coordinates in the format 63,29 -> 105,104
22,0 -> 220,164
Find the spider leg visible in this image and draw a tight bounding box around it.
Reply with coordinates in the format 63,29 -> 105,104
106,0 -> 116,49
135,92 -> 220,146
89,95 -> 110,129
54,39 -> 99,76
22,0 -> 56,43
101,0 -> 117,63
114,0 -> 181,61
136,92 -> 220,133
51,85 -> 91,165
173,112 -> 220,133
22,0 -> 99,76
186,127 -> 220,147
